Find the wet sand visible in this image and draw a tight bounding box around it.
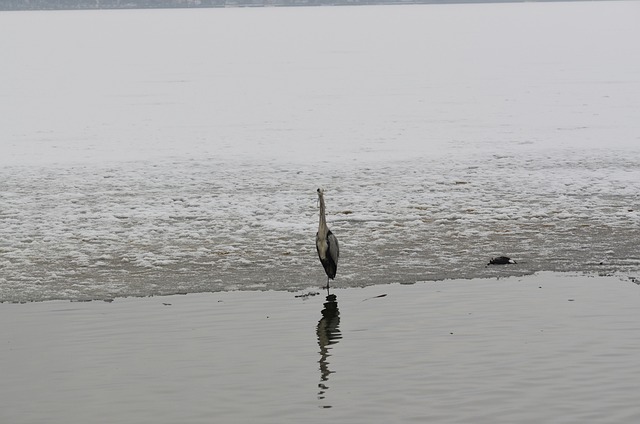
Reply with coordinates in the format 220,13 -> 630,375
2,272 -> 640,423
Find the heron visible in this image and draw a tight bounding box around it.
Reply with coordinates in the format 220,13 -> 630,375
316,188 -> 339,288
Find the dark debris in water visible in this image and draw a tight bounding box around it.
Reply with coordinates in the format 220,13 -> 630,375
487,256 -> 517,265
295,291 -> 320,299
362,294 -> 388,302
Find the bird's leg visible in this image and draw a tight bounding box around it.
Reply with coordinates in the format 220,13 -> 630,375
323,277 -> 330,291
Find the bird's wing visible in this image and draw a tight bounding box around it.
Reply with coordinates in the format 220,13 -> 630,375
327,232 -> 339,264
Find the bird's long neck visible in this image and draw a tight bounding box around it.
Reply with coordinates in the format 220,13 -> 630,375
318,193 -> 327,235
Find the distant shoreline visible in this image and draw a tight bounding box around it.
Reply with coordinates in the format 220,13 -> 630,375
0,0 -> 596,12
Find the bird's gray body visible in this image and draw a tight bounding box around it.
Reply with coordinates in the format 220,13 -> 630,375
316,230 -> 339,279
316,189 -> 339,285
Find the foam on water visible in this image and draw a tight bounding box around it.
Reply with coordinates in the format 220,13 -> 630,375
2,146 -> 639,302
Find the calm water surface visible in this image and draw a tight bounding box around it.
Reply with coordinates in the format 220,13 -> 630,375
2,274 -> 640,423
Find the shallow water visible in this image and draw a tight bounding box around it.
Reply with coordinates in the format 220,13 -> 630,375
2,273 -> 640,423
1,2 -> 640,302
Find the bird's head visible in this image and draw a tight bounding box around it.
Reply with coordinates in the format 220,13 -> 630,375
317,188 -> 324,207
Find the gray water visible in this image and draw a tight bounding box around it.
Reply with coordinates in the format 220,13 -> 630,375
3,273 -> 640,423
1,2 -> 640,302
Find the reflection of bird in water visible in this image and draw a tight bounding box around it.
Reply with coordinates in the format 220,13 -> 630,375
316,188 -> 339,289
317,293 -> 341,404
